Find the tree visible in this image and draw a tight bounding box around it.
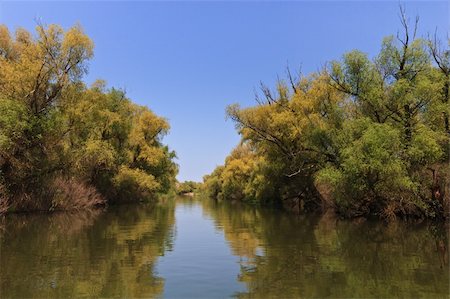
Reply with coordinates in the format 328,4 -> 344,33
0,24 -> 177,213
205,11 -> 449,219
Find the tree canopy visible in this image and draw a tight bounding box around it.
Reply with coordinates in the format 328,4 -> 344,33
203,14 -> 449,219
0,24 -> 177,213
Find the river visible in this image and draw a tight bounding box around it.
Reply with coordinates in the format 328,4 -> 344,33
0,197 -> 448,298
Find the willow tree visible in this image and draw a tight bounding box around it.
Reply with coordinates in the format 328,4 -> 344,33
0,24 -> 95,211
322,11 -> 448,218
206,11 -> 449,219
223,73 -> 345,209
0,24 -> 177,212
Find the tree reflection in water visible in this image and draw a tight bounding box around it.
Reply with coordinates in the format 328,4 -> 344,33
0,202 -> 175,298
202,199 -> 449,298
1,198 -> 448,298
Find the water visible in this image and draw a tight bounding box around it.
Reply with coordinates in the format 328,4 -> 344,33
1,197 -> 448,298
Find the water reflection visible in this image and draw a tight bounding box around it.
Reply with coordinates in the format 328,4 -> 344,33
1,198 -> 448,298
0,203 -> 175,298
202,199 -> 450,298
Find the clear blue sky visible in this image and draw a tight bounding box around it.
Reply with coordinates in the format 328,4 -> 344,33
1,1 -> 448,182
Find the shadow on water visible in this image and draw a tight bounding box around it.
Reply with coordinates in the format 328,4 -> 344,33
201,199 -> 450,298
0,202 -> 175,298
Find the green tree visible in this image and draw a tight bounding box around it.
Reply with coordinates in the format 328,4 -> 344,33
0,24 -> 177,213
204,11 -> 449,219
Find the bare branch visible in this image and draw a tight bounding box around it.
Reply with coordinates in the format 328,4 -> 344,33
429,29 -> 450,74
253,87 -> 264,106
286,65 -> 300,94
413,15 -> 419,40
284,167 -> 303,178
260,81 -> 276,105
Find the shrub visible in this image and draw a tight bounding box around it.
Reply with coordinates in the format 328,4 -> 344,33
50,177 -> 105,211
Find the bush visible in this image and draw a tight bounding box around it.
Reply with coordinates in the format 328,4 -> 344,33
50,177 -> 105,211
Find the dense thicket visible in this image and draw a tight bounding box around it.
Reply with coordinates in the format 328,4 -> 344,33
176,181 -> 201,195
203,16 -> 449,219
0,24 -> 177,213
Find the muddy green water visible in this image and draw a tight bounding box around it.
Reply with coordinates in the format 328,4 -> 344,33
0,197 -> 448,298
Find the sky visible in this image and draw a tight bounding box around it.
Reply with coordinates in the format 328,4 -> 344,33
0,1 -> 448,182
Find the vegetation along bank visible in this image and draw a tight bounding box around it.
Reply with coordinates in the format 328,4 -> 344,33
203,15 -> 450,220
0,24 -> 178,214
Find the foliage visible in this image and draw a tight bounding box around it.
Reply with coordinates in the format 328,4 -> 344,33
176,180 -> 201,195
203,15 -> 449,219
0,24 -> 177,213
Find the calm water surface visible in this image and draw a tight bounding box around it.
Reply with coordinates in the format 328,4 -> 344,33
1,197 -> 448,298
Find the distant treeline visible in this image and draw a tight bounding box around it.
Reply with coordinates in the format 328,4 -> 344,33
0,24 -> 177,213
176,181 -> 201,195
203,13 -> 449,220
